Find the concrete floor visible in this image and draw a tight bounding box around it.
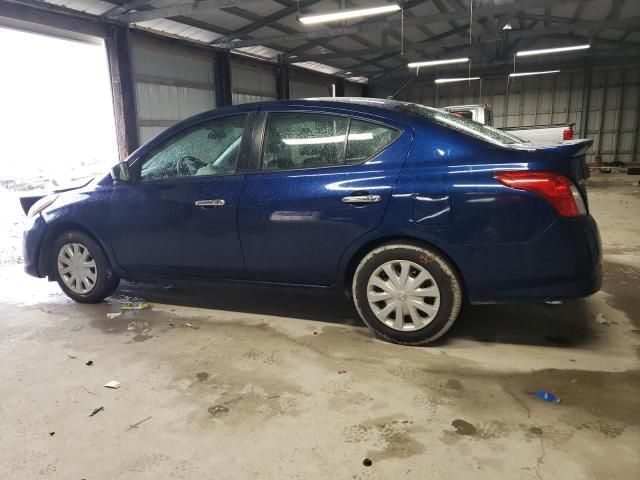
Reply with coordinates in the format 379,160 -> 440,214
0,173 -> 638,479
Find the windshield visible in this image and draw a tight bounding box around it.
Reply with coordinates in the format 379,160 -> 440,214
393,103 -> 523,146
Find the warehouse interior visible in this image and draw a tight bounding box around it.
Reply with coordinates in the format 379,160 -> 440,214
0,1 -> 639,479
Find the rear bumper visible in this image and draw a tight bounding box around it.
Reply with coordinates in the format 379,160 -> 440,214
23,214 -> 48,278
460,215 -> 602,303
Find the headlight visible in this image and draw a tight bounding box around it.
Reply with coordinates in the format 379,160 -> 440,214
28,194 -> 58,218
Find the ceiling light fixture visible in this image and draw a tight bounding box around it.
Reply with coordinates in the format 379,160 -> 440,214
509,70 -> 561,78
435,77 -> 481,84
516,44 -> 590,57
408,57 -> 469,68
298,5 -> 400,25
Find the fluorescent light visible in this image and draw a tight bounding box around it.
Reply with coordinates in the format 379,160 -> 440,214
299,5 -> 400,24
516,44 -> 590,57
282,132 -> 373,146
435,77 -> 481,84
408,57 -> 469,68
509,70 -> 560,78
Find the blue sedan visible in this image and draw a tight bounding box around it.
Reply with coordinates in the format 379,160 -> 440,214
22,99 -> 602,345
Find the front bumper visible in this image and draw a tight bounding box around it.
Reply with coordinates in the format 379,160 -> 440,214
23,214 -> 49,278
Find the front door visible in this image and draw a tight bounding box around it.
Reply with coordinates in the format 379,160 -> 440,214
109,114 -> 250,278
238,109 -> 412,285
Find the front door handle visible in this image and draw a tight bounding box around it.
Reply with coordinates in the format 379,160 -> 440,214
195,199 -> 225,207
341,194 -> 382,204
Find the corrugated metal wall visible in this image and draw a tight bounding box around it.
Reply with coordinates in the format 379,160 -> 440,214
231,58 -> 277,105
375,65 -> 640,164
131,33 -> 216,144
345,82 -> 363,97
290,70 -> 331,98
129,33 -> 367,143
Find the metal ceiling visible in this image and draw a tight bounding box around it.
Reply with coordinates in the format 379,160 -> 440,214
12,0 -> 640,82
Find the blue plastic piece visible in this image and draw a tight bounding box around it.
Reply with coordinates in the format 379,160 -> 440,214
533,391 -> 561,403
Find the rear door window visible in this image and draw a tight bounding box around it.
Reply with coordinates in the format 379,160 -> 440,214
262,113 -> 348,170
261,112 -> 400,171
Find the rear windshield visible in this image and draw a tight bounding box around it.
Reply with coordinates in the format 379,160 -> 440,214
393,103 -> 521,146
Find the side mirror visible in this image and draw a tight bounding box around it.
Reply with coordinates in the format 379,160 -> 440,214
110,162 -> 131,183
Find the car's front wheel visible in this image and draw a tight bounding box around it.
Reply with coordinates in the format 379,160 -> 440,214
352,243 -> 462,345
51,230 -> 120,303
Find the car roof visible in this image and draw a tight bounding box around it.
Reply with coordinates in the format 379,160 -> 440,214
206,97 -> 442,125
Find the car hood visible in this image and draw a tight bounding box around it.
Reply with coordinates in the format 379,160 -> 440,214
19,176 -> 97,215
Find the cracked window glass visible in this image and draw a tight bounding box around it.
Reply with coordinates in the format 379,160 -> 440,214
140,115 -> 246,181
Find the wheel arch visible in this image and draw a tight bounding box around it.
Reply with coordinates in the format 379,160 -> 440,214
341,236 -> 467,299
38,221 -> 115,279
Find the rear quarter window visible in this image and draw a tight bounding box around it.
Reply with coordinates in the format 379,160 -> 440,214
346,119 -> 400,165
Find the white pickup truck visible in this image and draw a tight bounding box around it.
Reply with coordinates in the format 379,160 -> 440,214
443,104 -> 576,143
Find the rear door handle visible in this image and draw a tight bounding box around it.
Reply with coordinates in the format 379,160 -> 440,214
195,199 -> 225,207
341,194 -> 382,204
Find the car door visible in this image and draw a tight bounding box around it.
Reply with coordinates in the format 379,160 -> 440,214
238,108 -> 413,286
108,113 -> 253,279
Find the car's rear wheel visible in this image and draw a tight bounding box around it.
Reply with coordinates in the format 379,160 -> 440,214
51,231 -> 119,303
352,243 -> 462,345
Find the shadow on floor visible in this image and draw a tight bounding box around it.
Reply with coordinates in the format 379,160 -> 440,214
116,280 -> 597,348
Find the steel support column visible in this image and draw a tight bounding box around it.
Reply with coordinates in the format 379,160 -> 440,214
105,25 -> 139,160
276,55 -> 290,100
215,51 -> 233,107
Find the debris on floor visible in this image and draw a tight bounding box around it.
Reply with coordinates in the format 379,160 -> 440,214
49,432 -> 55,436
70,324 -> 84,331
208,405 -> 229,416
121,303 -> 151,311
126,416 -> 152,431
106,312 -> 122,319
104,380 -> 121,389
531,390 -> 561,403
362,458 -> 373,467
452,419 -> 477,435
85,360 -> 93,366
337,370 -> 347,374
89,406 -> 104,417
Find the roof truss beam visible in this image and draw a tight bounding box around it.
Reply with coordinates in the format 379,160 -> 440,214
286,15 -> 640,63
113,0 -> 263,23
210,0 -> 600,49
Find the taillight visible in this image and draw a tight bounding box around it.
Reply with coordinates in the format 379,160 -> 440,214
563,127 -> 573,140
494,171 -> 587,217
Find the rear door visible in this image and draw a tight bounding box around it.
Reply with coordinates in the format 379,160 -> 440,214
238,108 -> 413,286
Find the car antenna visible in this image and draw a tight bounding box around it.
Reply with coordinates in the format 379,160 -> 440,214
387,77 -> 416,100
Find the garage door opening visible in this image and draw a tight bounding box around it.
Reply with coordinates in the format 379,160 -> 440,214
0,26 -> 118,265
0,26 -> 118,190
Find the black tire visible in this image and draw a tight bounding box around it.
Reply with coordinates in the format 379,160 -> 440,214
51,230 -> 120,303
352,243 -> 463,345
